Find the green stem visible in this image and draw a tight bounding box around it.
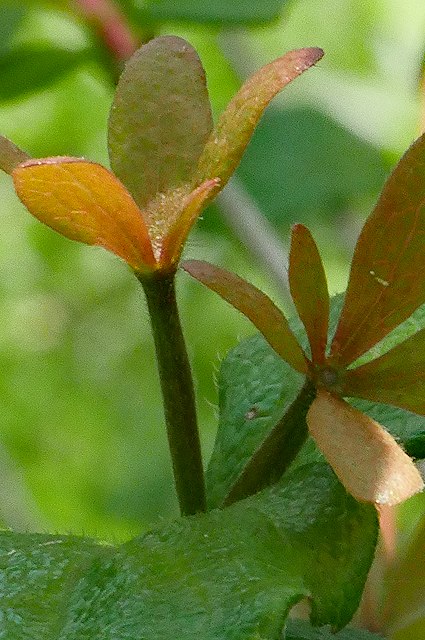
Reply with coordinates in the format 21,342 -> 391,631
223,379 -> 316,507
139,273 -> 206,516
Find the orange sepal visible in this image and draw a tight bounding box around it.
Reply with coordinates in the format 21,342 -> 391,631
307,390 -> 423,506
161,178 -> 220,269
13,158 -> 156,272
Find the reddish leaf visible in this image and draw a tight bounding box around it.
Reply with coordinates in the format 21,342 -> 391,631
330,134 -> 425,366
160,179 -> 220,268
108,36 -> 213,210
182,259 -> 308,374
0,135 -> 30,174
13,158 -> 156,272
288,224 -> 329,364
307,390 -> 423,506
195,48 -> 324,191
342,328 -> 425,416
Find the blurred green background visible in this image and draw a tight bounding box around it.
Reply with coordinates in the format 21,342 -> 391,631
0,0 -> 424,556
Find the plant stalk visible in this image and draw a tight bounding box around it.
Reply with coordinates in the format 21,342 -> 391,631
140,273 -> 206,516
223,379 -> 316,507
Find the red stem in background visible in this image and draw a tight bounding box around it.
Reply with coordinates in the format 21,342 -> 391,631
74,0 -> 139,61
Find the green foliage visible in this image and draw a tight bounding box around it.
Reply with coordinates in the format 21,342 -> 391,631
207,297 -> 425,508
286,619 -> 385,639
0,3 -> 26,54
236,108 -> 386,225
0,460 -> 377,638
206,333 -> 304,507
0,46 -> 89,101
0,5 -> 424,637
129,0 -> 289,26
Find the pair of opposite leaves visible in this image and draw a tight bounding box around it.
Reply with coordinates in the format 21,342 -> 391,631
0,36 -> 424,507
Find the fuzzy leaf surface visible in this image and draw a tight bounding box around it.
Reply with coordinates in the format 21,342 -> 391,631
208,297 -> 425,509
108,36 -> 213,211
0,462 -> 377,638
206,332 -> 305,508
12,158 -> 155,271
330,134 -> 425,366
195,48 -> 323,191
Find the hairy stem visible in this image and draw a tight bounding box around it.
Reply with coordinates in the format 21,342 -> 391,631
140,273 -> 206,516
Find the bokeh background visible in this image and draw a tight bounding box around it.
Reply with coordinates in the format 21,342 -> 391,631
0,0 -> 424,568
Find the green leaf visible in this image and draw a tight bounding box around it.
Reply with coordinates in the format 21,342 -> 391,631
0,531 -> 112,637
195,49 -> 323,193
235,108 -> 386,225
330,133 -> 425,367
205,332 -> 305,508
108,36 -> 213,211
0,4 -> 26,55
289,224 -> 329,364
206,299 -> 338,508
183,259 -> 308,374
286,619 -> 386,639
207,297 -> 425,510
134,0 -> 289,25
0,462 -> 377,637
0,46 -> 87,101
221,380 -> 315,507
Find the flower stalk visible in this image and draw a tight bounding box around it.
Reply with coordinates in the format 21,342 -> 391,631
140,273 -> 206,516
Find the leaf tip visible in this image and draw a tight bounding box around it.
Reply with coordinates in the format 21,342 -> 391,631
0,135 -> 30,174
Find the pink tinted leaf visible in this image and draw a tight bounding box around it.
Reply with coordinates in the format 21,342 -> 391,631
13,158 -> 156,271
182,259 -> 308,374
108,36 -> 213,210
342,328 -> 425,416
289,224 -> 329,364
330,134 -> 425,366
195,48 -> 324,190
0,135 -> 30,174
307,390 -> 423,506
